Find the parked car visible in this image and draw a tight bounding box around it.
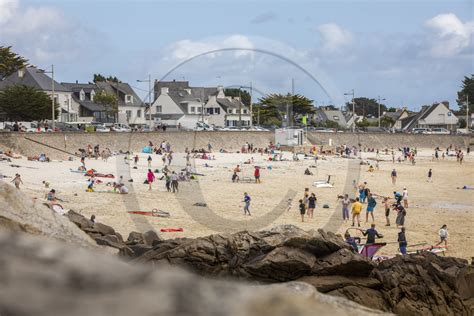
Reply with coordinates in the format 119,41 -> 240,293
412,128 -> 431,134
456,128 -> 473,134
95,125 -> 110,133
55,123 -> 80,132
111,123 -> 131,132
194,122 -> 214,131
430,128 -> 450,135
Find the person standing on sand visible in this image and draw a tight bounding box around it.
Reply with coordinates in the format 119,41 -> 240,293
243,193 -> 251,215
147,169 -> 155,191
10,173 -> 23,189
254,166 -> 261,184
341,194 -> 351,222
435,225 -> 449,248
134,155 -> 139,167
398,227 -> 407,254
307,193 -> 316,219
147,155 -> 152,168
402,188 -> 409,208
383,197 -> 391,226
299,199 -> 306,222
391,169 -> 397,185
171,171 -> 179,193
395,204 -> 406,227
365,193 -> 377,223
362,223 -> 383,244
427,169 -> 433,182
351,197 -> 362,227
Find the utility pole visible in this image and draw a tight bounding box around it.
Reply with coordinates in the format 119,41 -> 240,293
250,81 -> 253,128
344,89 -> 355,131
37,65 -> 56,130
238,87 -> 242,127
137,75 -> 153,128
467,95 -> 470,130
377,95 -> 386,128
51,64 -> 55,130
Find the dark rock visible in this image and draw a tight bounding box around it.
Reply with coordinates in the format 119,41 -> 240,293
328,286 -> 389,312
0,231 -> 384,316
94,235 -> 124,249
66,210 -> 93,230
126,231 -> 144,245
143,230 -> 161,246
298,275 -> 382,293
91,223 -> 116,236
312,248 -> 375,277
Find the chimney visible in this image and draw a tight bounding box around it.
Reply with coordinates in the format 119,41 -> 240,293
161,87 -> 169,94
18,68 -> 25,78
184,88 -> 191,94
76,80 -> 78,84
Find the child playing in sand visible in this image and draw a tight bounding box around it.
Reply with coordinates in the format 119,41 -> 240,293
10,174 -> 23,189
243,193 -> 251,216
299,199 -> 306,222
435,225 -> 449,248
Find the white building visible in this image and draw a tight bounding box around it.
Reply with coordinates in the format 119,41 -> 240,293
0,67 -> 75,122
152,81 -> 251,129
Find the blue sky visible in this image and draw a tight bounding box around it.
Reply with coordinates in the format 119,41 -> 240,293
1,0 -> 473,109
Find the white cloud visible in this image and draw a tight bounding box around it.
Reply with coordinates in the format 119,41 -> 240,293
165,34 -> 255,61
316,23 -> 353,51
425,13 -> 474,58
0,0 -> 107,64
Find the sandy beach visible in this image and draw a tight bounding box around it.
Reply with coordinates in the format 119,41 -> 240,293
1,147 -> 473,260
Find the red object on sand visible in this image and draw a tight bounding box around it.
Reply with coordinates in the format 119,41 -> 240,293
160,228 -> 183,233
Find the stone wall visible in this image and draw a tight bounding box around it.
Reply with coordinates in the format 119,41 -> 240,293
0,131 -> 471,159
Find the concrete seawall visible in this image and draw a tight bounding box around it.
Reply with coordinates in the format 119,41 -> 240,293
0,131 -> 471,159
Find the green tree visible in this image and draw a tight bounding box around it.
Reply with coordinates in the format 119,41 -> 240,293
312,119 -> 340,129
0,85 -> 58,121
259,93 -> 314,114
356,118 -> 371,128
253,103 -> 282,127
224,88 -> 251,106
380,116 -> 395,128
0,46 -> 29,80
456,75 -> 474,114
347,97 -> 387,117
94,91 -> 118,119
458,118 -> 467,129
93,74 -> 121,83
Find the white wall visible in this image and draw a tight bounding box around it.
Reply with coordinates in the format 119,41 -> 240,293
419,104 -> 458,128
119,105 -> 147,125
45,90 -> 74,122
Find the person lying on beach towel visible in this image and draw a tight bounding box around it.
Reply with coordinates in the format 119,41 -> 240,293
160,228 -> 183,233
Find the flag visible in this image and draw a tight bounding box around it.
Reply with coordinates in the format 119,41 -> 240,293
302,115 -> 307,125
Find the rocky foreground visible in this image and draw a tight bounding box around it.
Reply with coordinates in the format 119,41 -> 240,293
0,180 -> 472,316
66,210 -> 474,315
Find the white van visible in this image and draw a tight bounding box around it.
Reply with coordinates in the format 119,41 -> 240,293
430,128 -> 450,135
412,128 -> 431,134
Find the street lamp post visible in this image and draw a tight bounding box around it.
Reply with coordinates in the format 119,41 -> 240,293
344,89 -> 355,131
38,65 -> 55,130
377,95 -> 386,128
137,74 -> 153,129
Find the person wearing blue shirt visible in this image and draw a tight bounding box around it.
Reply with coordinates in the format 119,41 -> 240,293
393,191 -> 402,204
363,223 -> 383,244
243,192 -> 251,216
366,193 -> 377,223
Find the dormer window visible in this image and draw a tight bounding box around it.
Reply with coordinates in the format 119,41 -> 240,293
125,95 -> 133,104
90,90 -> 96,102
79,89 -> 85,101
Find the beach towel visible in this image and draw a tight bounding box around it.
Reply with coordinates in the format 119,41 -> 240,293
93,173 -> 115,178
160,228 -> 183,233
127,209 -> 170,217
142,146 -> 153,154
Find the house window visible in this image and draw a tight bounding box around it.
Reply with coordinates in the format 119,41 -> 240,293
215,108 -> 220,115
197,107 -> 202,113
190,106 -> 195,113
126,110 -> 132,120
90,90 -> 95,102
137,110 -> 141,118
156,106 -> 162,113
208,108 -> 214,114
80,90 -> 85,101
125,95 -> 133,104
